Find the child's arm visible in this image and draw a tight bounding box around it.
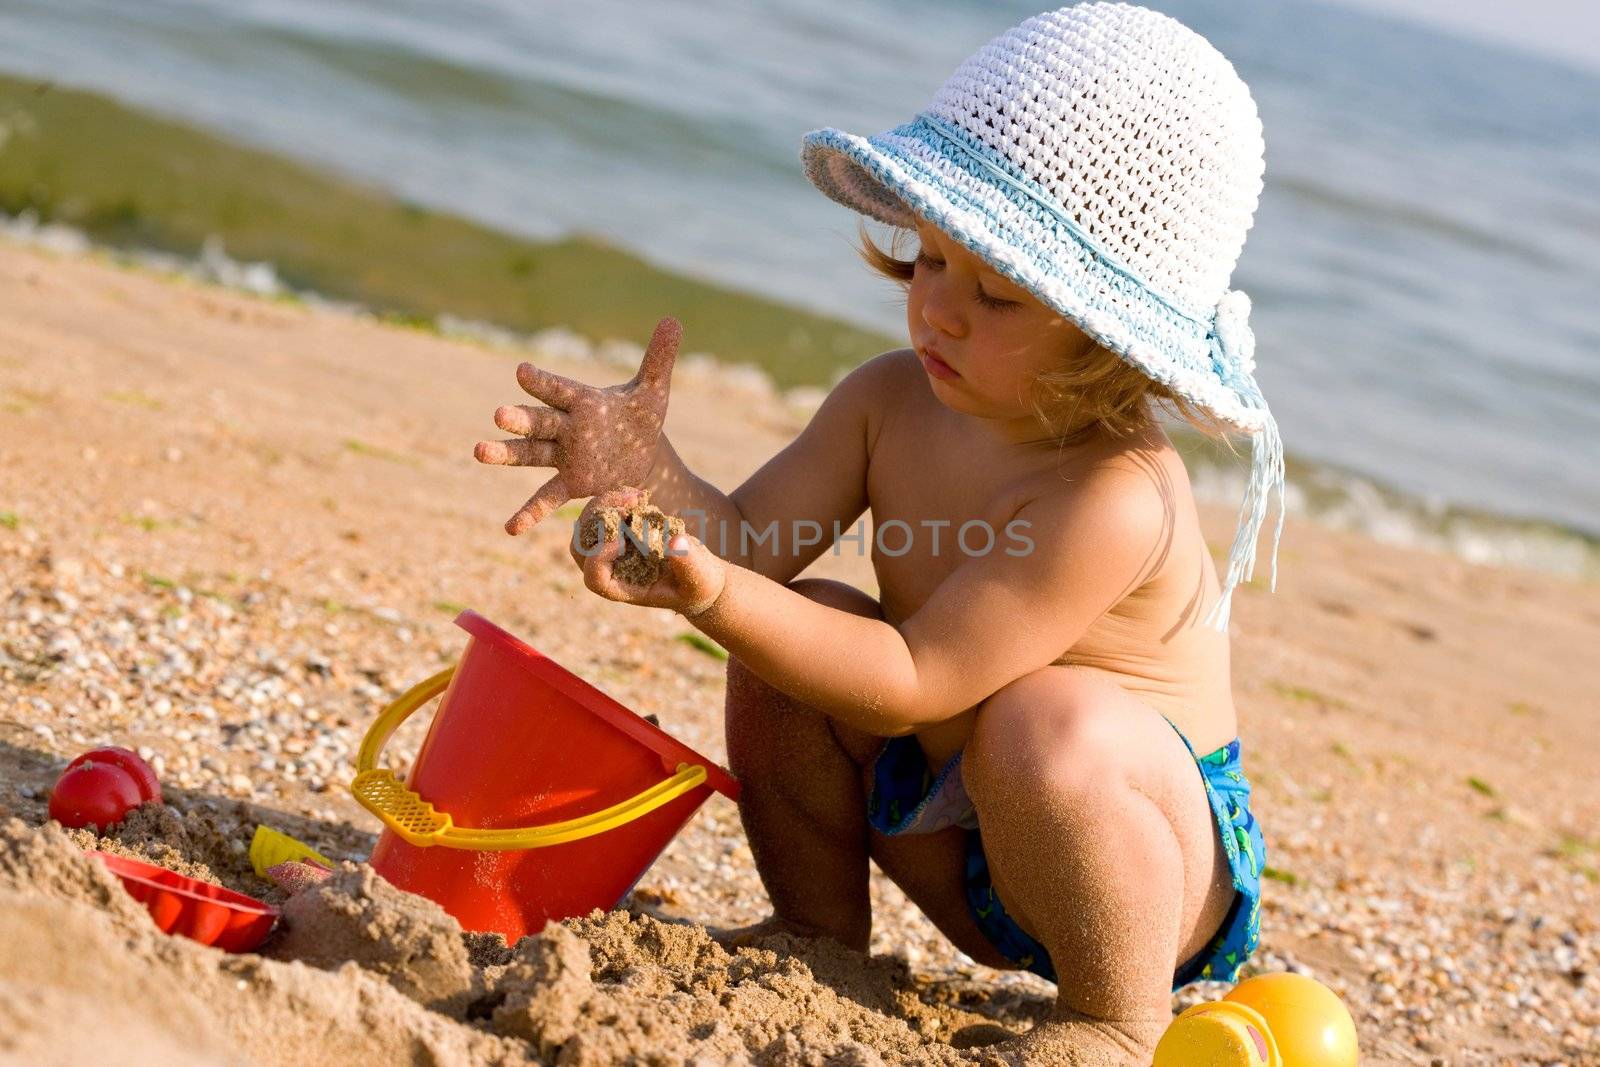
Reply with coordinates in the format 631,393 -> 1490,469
478,312 -> 889,582
640,351 -> 898,583
676,468 -> 1168,736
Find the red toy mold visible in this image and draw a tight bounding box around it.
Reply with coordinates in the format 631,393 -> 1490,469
89,851 -> 278,953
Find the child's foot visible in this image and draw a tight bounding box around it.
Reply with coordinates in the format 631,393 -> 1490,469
975,1012 -> 1166,1067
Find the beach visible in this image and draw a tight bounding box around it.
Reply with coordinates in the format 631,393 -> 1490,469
1,235 -> 1596,1064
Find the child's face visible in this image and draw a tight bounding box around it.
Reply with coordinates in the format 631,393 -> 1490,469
907,218 -> 1098,441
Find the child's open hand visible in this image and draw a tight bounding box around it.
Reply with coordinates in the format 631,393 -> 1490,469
475,317 -> 681,535
569,488 -> 727,617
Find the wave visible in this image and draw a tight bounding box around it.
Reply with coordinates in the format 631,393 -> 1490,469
1184,440 -> 1599,581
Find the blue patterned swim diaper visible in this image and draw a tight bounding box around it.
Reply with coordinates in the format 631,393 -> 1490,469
864,721 -> 1266,989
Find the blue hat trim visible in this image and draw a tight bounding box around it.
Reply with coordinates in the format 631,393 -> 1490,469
806,117 -> 1222,387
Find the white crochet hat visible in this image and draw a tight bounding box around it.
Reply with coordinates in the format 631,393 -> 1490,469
801,1 -> 1283,632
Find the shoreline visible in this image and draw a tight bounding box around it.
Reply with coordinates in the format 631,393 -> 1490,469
5,207 -> 1595,586
0,72 -> 894,392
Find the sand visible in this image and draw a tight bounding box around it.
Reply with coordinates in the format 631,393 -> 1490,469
0,819 -> 527,1066
576,490 -> 689,587
1,236 -> 1597,1064
0,816 -> 1050,1066
267,861 -> 478,1013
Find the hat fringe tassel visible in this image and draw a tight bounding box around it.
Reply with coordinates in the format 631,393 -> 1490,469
1202,410 -> 1285,633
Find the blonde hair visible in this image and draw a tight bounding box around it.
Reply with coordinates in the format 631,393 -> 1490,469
853,220 -> 1234,444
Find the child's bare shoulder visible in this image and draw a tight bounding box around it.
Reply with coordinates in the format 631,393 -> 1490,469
1018,426 -> 1198,584
779,347 -> 914,462
834,347 -> 921,403
821,347 -> 922,441
1081,425 -> 1194,505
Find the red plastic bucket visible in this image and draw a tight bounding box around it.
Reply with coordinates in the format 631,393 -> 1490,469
361,610 -> 739,941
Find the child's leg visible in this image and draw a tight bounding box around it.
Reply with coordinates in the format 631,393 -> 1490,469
962,665 -> 1237,1053
720,578 -> 884,950
721,578 -> 1012,966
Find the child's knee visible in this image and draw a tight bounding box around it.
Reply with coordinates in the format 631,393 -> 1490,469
783,577 -> 881,619
964,672 -> 1130,812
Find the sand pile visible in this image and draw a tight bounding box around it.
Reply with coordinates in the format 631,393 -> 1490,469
268,861 -> 476,1013
487,912 -> 981,1066
0,817 -> 151,930
63,800 -> 258,892
0,815 -> 1058,1067
0,818 -> 526,1067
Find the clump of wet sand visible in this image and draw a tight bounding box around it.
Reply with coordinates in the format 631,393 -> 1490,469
577,488 -> 687,586
63,800 -> 254,892
484,909 -> 978,1066
266,860 -> 477,1015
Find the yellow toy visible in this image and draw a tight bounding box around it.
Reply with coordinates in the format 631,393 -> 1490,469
249,825 -> 334,879
1154,972 -> 1359,1066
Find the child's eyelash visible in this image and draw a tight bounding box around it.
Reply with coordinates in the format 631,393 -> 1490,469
913,252 -> 1018,310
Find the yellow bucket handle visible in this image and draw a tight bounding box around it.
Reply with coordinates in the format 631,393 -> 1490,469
349,665 -> 707,850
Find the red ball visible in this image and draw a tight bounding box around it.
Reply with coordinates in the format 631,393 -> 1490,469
49,762 -> 147,831
63,746 -> 161,805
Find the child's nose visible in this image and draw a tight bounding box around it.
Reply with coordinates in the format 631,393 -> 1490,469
918,281 -> 967,338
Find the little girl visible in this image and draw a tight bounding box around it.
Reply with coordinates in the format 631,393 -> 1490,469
475,4 -> 1281,1061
